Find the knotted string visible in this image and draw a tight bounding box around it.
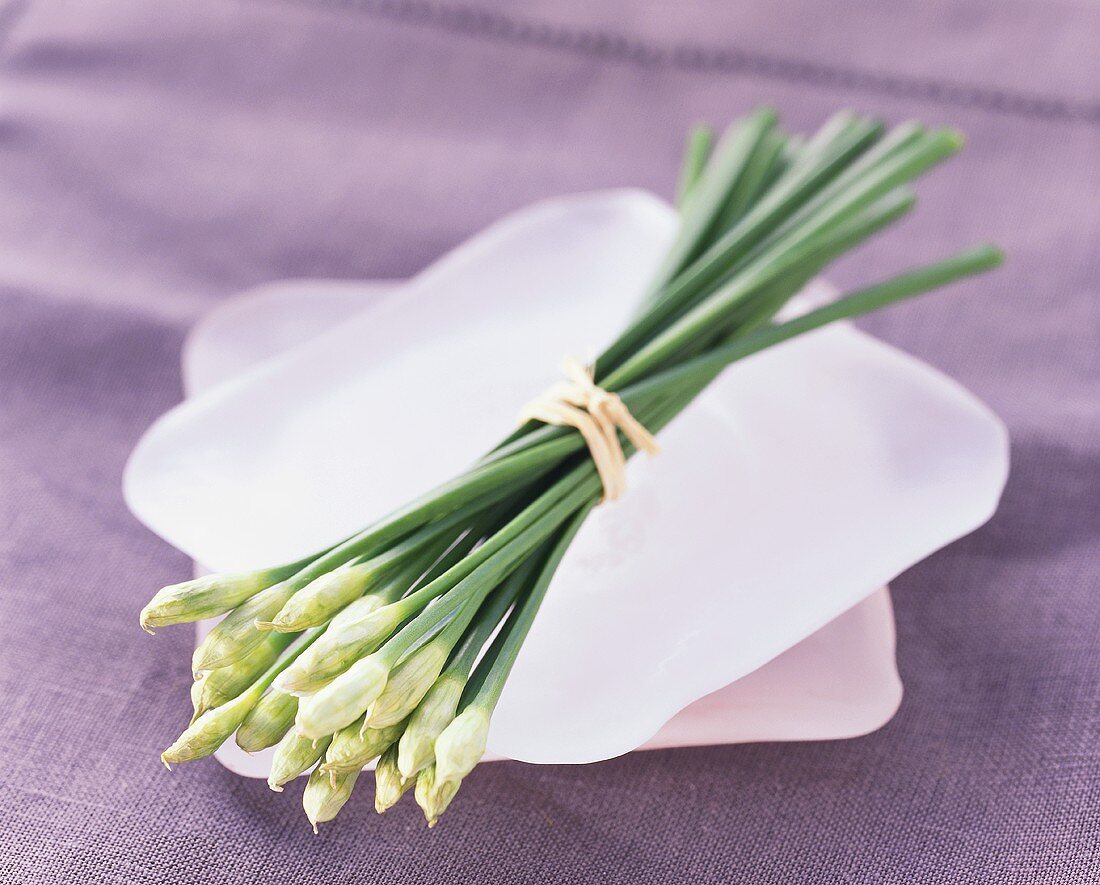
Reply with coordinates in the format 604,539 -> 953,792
519,357 -> 660,502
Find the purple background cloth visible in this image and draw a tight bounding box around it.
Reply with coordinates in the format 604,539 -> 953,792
1,1 -> 1098,881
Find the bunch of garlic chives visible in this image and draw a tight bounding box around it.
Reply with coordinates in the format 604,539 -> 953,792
294,472 -> 601,740
275,513 -> 495,696
397,560 -> 531,779
142,107 -> 1003,828
193,502 -> 494,672
415,506 -> 591,825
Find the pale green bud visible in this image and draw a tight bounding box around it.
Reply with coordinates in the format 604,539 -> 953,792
295,654 -> 390,740
303,764 -> 361,833
374,744 -> 413,813
328,590 -> 387,631
321,716 -> 405,775
275,603 -> 405,695
258,561 -> 374,633
397,675 -> 464,778
413,763 -> 461,828
191,583 -> 294,674
193,632 -> 293,718
140,571 -> 268,633
268,732 -> 331,792
367,642 -> 449,728
162,688 -> 260,767
236,689 -> 298,753
189,676 -> 205,721
433,706 -> 490,785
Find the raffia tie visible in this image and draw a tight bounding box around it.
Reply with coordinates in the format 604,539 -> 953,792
519,357 -> 660,502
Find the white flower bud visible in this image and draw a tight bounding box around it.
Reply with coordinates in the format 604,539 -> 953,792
274,604 -> 405,695
374,744 -> 413,813
140,571 -> 268,633
258,561 -> 374,632
267,732 -> 330,792
191,583 -> 294,673
433,706 -> 490,785
397,675 -> 464,778
161,689 -> 259,767
328,590 -> 388,630
367,642 -> 449,728
413,763 -> 461,828
193,632 -> 293,718
321,718 -> 405,775
236,690 -> 298,753
295,654 -> 389,740
303,765 -> 361,833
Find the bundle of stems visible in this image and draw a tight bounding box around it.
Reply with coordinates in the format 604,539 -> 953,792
141,107 -> 1002,829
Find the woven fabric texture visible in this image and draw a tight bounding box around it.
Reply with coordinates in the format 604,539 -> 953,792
0,1 -> 1097,881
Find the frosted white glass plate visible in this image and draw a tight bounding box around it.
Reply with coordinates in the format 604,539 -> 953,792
180,278 -> 903,777
126,189 -> 1008,766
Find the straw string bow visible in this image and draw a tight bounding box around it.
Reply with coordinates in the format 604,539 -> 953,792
519,357 -> 660,502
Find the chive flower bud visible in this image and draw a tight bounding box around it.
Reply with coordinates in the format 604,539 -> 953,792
236,689 -> 298,753
374,744 -> 413,813
410,705 -> 490,825
397,675 -> 464,778
275,604 -> 405,696
320,717 -> 405,776
189,676 -> 205,722
140,571 -> 268,633
327,590 -> 388,630
366,642 -> 449,729
193,632 -> 296,718
268,732 -> 331,792
191,583 -> 295,674
433,706 -> 491,785
303,764 -> 361,833
257,560 -> 375,633
413,763 -> 461,828
161,687 -> 260,767
295,654 -> 390,740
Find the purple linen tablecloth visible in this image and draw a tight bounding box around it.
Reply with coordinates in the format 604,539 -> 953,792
1,1 -> 1098,882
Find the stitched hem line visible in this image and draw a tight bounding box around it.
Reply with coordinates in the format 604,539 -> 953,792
292,0 -> 1100,126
